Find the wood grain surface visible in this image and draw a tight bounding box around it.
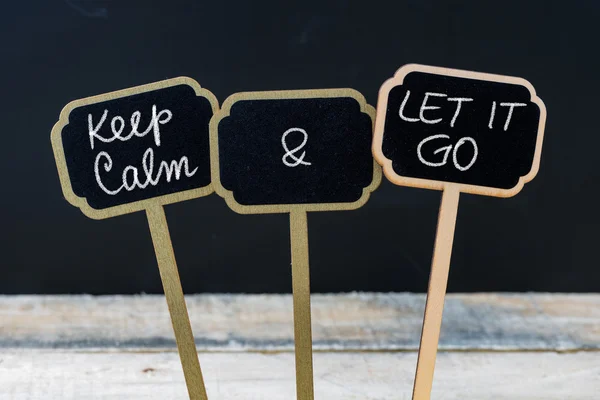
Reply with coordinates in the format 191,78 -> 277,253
2,350 -> 598,400
1,293 -> 598,399
1,293 -> 597,351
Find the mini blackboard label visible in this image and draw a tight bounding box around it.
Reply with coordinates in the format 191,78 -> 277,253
373,64 -> 546,197
210,89 -> 381,213
51,78 -> 218,219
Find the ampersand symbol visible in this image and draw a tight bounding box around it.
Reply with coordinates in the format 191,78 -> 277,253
281,127 -> 312,167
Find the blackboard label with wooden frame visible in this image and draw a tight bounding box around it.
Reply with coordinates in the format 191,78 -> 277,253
51,77 -> 218,400
52,77 -> 217,219
211,89 -> 381,213
373,64 -> 546,197
210,89 -> 381,400
373,64 -> 546,400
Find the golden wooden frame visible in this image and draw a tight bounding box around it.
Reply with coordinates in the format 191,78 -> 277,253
51,77 -> 218,400
210,89 -> 382,400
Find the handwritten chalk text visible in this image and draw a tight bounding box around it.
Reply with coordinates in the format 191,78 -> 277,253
87,106 -> 198,195
282,127 -> 312,167
399,90 -> 527,171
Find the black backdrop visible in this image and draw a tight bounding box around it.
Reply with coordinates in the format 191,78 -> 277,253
1,0 -> 598,294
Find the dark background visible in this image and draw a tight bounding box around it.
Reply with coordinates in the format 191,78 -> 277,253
1,1 -> 598,294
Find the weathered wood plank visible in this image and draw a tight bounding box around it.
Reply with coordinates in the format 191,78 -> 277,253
0,293 -> 598,351
1,350 -> 598,399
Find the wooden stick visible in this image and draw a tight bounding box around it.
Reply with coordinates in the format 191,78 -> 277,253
412,186 -> 461,400
146,205 -> 208,400
289,210 -> 315,400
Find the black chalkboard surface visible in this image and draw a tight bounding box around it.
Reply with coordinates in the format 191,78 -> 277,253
52,78 -> 218,218
5,0 -> 600,296
211,89 -> 381,213
374,64 -> 546,197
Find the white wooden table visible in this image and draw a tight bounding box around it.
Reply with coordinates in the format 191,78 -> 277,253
1,293 -> 598,399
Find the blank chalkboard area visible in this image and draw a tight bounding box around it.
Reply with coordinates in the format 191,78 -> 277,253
62,84 -> 213,210
382,72 -> 541,190
217,96 -> 374,206
2,0 -> 600,294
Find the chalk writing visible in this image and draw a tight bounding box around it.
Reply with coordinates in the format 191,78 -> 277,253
281,127 -> 312,167
398,91 -> 527,172
94,148 -> 198,195
88,105 -> 172,150
88,106 -> 198,195
417,134 -> 478,171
